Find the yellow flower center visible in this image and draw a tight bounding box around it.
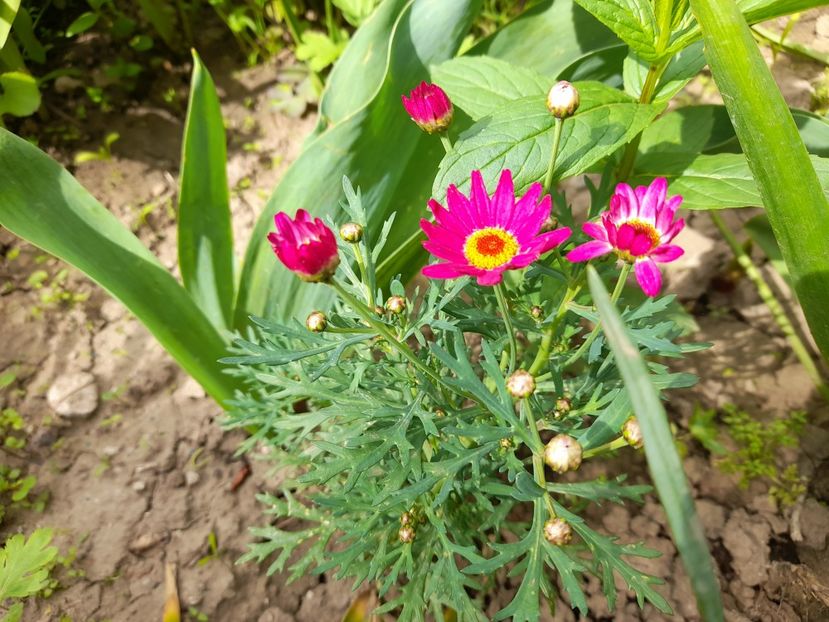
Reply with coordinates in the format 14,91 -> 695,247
464,227 -> 519,270
615,219 -> 661,262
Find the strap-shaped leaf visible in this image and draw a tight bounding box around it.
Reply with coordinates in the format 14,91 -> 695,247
0,129 -> 240,404
178,51 -> 234,331
587,266 -> 724,621
0,0 -> 20,49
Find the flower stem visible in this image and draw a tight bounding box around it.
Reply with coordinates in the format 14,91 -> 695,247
528,282 -> 582,375
582,436 -> 629,459
616,61 -> 667,181
710,212 -> 829,400
495,283 -> 518,372
542,118 -> 564,194
563,262 -> 631,368
523,399 -> 556,517
439,133 -> 453,154
331,279 -> 442,385
351,243 -> 375,308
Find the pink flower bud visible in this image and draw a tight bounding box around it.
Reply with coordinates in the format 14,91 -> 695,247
401,82 -> 453,134
546,81 -> 580,119
268,209 -> 340,282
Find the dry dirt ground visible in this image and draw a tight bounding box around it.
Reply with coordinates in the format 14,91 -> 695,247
2,11 -> 829,622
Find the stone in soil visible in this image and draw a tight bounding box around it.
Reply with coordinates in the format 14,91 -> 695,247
722,509 -> 771,587
47,371 -> 99,417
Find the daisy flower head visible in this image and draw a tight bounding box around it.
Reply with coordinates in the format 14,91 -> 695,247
420,170 -> 572,286
566,178 -> 684,297
401,82 -> 453,134
268,209 -> 340,283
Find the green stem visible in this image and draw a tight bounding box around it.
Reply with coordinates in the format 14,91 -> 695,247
710,212 -> 829,400
582,436 -> 629,459
616,62 -> 667,181
331,280 -> 442,385
324,0 -> 338,43
439,133 -> 453,154
542,118 -> 564,194
527,282 -> 582,376
495,283 -> 518,372
523,399 -> 556,517
352,243 -> 375,308
563,262 -> 631,368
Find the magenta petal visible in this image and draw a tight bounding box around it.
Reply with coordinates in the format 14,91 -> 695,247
476,270 -> 504,286
639,177 -> 667,221
651,244 -> 684,263
582,221 -> 608,242
566,241 -> 613,262
629,233 -> 653,257
423,263 -> 466,280
535,227 -> 572,254
616,223 -> 635,250
663,217 -> 685,243
509,182 -> 543,230
469,170 -> 491,223
491,169 -> 515,226
634,258 -> 662,297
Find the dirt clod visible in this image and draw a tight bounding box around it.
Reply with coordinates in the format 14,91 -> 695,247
47,371 -> 98,417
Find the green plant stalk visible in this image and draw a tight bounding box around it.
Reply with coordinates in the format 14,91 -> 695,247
275,0 -> 303,47
616,62 -> 667,181
582,435 -> 628,459
351,243 -> 375,308
439,133 -> 453,154
324,0 -> 338,43
528,281 -> 582,375
522,399 -> 556,517
691,0 -> 829,363
542,117 -> 563,193
710,212 -> 829,400
331,279 -> 442,385
495,282 -> 518,372
563,262 -> 631,368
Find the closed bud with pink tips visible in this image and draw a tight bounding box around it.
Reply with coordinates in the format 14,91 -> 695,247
268,209 -> 340,283
566,178 -> 685,297
401,82 -> 454,134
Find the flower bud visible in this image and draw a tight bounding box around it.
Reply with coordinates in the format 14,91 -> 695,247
546,81 -> 580,119
555,397 -> 571,416
622,416 -> 644,449
399,525 -> 415,543
434,408 -> 446,418
499,437 -> 514,449
400,511 -> 412,526
386,295 -> 406,315
305,311 -> 327,333
401,82 -> 453,134
506,370 -> 535,399
268,210 -> 340,282
543,518 -> 572,545
544,434 -> 582,473
339,222 -> 363,243
530,306 -> 544,320
374,305 -> 385,316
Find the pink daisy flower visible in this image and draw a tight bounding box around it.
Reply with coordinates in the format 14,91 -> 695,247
268,209 -> 340,282
401,82 -> 453,134
420,170 -> 572,286
566,178 -> 684,297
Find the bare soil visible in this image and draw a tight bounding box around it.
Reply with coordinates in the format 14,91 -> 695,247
3,10 -> 829,622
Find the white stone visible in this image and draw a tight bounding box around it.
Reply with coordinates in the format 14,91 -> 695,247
47,372 -> 98,417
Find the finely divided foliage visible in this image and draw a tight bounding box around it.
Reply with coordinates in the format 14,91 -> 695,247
227,180 -> 700,619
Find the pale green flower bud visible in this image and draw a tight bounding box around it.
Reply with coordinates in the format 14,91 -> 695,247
305,311 -> 327,332
544,434 -> 582,473
546,81 -> 580,119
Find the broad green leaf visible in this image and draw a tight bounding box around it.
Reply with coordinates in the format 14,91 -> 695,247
0,528 -> 57,601
556,43 -> 627,87
332,0 -> 381,26
178,51 -> 234,331
0,0 -> 20,49
0,129 -> 241,404
321,0 -> 408,124
633,152 -> 829,210
0,71 -> 39,117
65,11 -> 99,37
690,0 -> 829,361
744,214 -> 791,287
587,266 -> 724,622
471,0 -> 619,78
434,82 -> 662,198
574,0 -> 658,61
431,56 -> 548,121
234,0 -> 480,326
639,105 -> 829,158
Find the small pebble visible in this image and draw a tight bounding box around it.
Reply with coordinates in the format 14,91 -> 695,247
132,480 -> 147,492
47,372 -> 98,418
102,445 -> 119,458
184,470 -> 200,487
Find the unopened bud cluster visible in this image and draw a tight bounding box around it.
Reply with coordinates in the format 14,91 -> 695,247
547,81 -> 580,119
339,222 -> 363,243
622,417 -> 644,449
544,434 -> 582,473
305,311 -> 327,333
386,295 -> 406,315
543,518 -> 572,545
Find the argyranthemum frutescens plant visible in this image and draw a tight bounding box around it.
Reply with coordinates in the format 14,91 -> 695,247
225,90 -> 705,616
